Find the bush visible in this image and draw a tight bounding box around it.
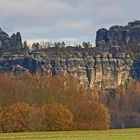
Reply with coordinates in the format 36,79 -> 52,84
41,104 -> 73,131
28,106 -> 46,132
73,101 -> 110,130
0,107 -> 4,132
1,102 -> 31,132
0,103 -> 73,132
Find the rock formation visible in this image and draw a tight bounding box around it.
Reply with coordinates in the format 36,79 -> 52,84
0,28 -> 22,49
0,51 -> 133,89
96,20 -> 140,48
0,23 -> 138,89
0,28 -> 11,47
10,32 -> 22,48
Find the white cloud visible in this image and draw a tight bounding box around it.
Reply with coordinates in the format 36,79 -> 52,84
58,20 -> 91,29
0,0 -> 72,20
0,0 -> 140,43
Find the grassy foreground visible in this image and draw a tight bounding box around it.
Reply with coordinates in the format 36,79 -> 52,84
0,129 -> 140,140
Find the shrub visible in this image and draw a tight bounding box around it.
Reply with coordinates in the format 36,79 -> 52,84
28,106 -> 46,132
41,104 -> 73,131
0,107 -> 4,132
1,102 -> 31,132
73,101 -> 110,130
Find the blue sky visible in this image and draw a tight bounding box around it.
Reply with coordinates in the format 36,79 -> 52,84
0,0 -> 140,44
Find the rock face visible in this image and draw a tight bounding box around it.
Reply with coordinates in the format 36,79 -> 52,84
0,28 -> 22,49
0,25 -> 137,89
0,28 -> 10,47
10,32 -> 22,48
0,51 -> 133,89
96,20 -> 140,48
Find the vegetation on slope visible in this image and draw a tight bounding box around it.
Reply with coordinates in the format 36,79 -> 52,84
0,73 -> 110,132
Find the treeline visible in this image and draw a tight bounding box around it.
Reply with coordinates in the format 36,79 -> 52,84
0,74 -> 110,132
99,81 -> 140,129
1,73 -> 139,131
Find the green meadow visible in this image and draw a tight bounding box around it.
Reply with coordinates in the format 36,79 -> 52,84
0,129 -> 140,140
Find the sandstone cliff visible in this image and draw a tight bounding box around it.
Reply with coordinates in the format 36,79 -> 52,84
0,25 -> 137,89
0,51 -> 133,89
0,28 -> 22,49
96,20 -> 140,49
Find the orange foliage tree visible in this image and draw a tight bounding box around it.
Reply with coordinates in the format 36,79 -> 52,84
0,74 -> 111,131
41,103 -> 73,131
42,76 -> 110,130
1,102 -> 31,132
73,100 -> 110,130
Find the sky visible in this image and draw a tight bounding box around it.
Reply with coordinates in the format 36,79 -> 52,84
0,0 -> 140,45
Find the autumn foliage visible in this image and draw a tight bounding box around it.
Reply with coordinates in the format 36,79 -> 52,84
73,101 -> 110,130
1,102 -> 31,132
0,102 -> 73,132
99,80 -> 140,129
41,104 -> 73,131
0,73 -> 110,132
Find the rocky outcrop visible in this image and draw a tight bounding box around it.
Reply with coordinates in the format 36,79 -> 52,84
0,51 -> 133,89
0,28 -> 11,48
0,24 -> 137,89
0,28 -> 22,49
96,20 -> 140,48
10,32 -> 22,48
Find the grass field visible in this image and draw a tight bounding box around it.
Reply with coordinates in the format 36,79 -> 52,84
0,129 -> 140,140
